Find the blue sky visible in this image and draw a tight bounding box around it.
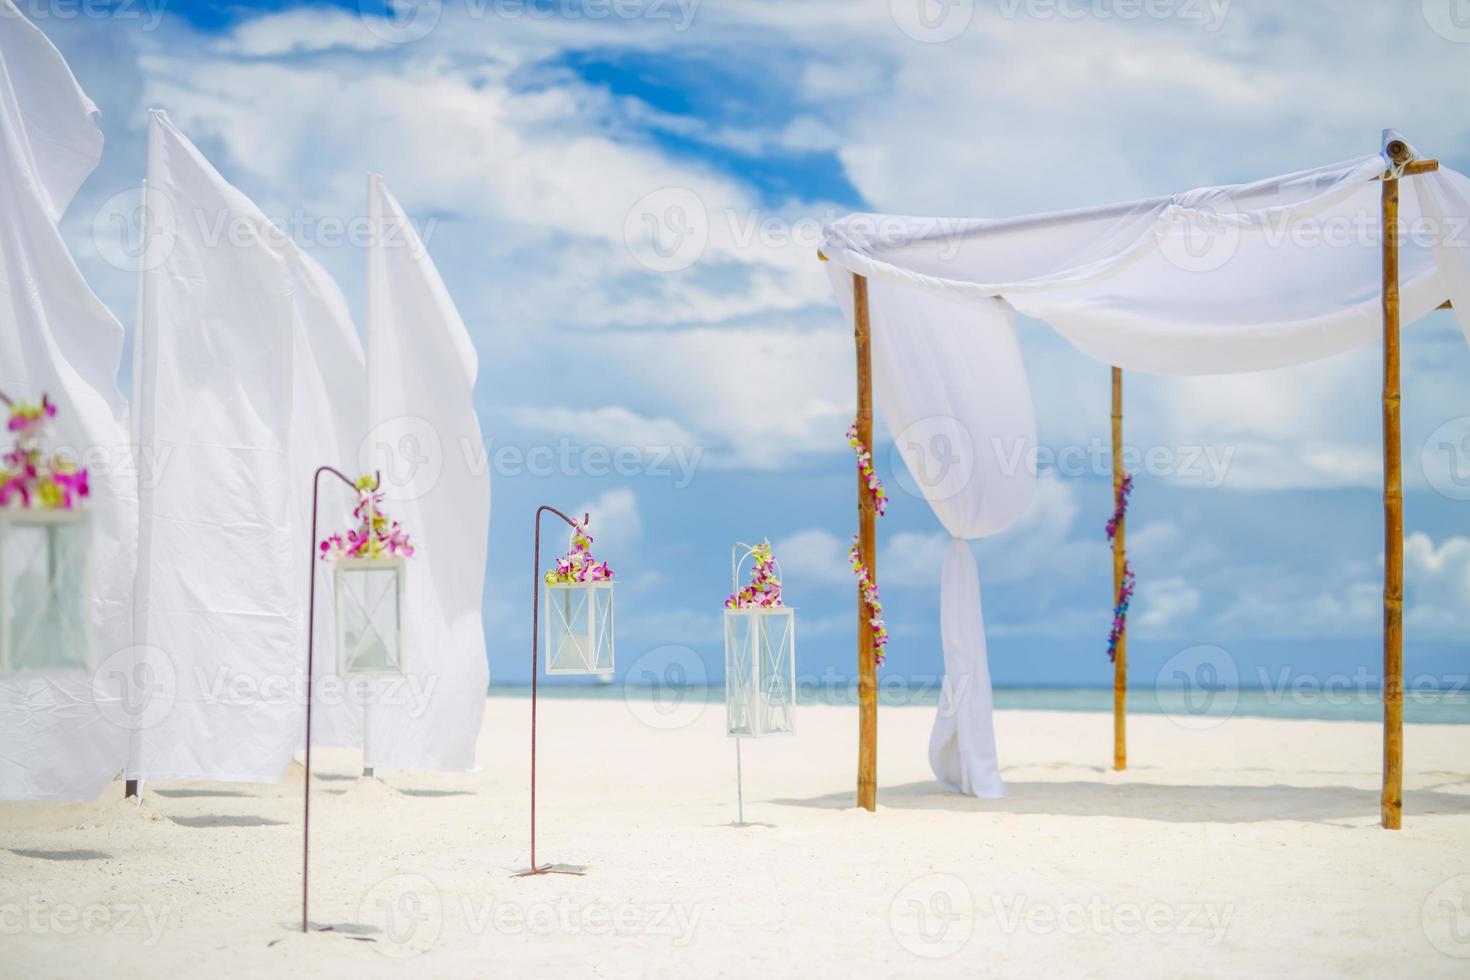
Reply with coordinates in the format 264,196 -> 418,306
37,0 -> 1470,691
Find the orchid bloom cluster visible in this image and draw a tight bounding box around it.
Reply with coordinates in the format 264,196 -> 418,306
1106,473 -> 1135,663
544,524 -> 614,585
847,423 -> 887,517
849,536 -> 888,666
846,421 -> 890,664
319,475 -> 415,561
0,397 -> 89,510
726,541 -> 783,609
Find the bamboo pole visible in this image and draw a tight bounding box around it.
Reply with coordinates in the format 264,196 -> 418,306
1111,367 -> 1127,771
853,273 -> 878,812
1380,145 -> 1407,830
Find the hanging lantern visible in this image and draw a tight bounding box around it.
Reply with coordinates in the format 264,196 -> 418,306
542,523 -> 614,676
0,396 -> 93,675
723,541 -> 795,737
320,476 -> 413,677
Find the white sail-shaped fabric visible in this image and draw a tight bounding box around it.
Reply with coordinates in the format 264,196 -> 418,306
0,3 -> 138,800
361,175 -> 488,770
130,111 -> 363,782
820,134 -> 1470,797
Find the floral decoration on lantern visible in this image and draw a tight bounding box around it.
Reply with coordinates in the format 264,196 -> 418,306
543,523 -> 613,584
1105,473 -> 1135,662
0,396 -> 89,510
847,421 -> 889,666
319,474 -> 415,561
725,540 -> 783,609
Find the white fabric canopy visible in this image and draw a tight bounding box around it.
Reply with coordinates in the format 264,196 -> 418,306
359,175 -> 489,771
0,4 -> 137,800
130,111 -> 364,782
821,134 -> 1470,797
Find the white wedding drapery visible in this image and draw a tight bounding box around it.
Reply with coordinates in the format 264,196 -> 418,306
0,3 -> 137,799
821,133 -> 1470,797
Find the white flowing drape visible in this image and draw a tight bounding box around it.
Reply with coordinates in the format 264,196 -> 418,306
0,2 -> 137,799
131,111 -> 363,782
821,133 -> 1470,797
360,175 -> 488,771
827,273 -> 1035,797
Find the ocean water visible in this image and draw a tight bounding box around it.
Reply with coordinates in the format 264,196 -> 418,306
488,684 -> 1470,725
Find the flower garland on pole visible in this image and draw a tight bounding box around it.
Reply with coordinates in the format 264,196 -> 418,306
847,423 -> 889,666
0,396 -> 89,510
319,474 -> 415,560
1106,473 -> 1135,663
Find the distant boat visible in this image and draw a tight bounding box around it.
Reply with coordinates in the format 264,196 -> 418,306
596,672 -> 614,686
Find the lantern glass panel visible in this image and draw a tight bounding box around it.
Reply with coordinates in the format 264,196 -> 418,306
545,581 -> 614,675
336,559 -> 404,675
1,512 -> 91,675
724,607 -> 795,737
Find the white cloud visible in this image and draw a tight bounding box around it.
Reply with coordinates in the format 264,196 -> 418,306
510,405 -> 701,452
774,528 -> 849,586
1404,532 -> 1470,633
572,487 -> 642,556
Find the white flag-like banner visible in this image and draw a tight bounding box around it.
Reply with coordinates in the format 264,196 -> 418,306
0,2 -> 138,800
130,110 -> 364,782
361,175 -> 488,770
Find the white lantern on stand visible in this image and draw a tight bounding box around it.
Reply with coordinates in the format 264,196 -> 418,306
544,579 -> 614,675
0,509 -> 92,675
334,556 -> 407,676
0,396 -> 93,676
724,542 -> 795,737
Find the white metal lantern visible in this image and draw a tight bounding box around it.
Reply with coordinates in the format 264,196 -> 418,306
724,544 -> 795,738
0,509 -> 92,675
544,580 -> 614,675
334,557 -> 406,676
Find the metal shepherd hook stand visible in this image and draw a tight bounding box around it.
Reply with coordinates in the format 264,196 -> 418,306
302,465 -> 380,933
513,505 -> 590,878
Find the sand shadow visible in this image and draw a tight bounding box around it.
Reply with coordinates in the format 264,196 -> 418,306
169,815 -> 288,829
774,779 -> 1470,825
151,789 -> 252,799
9,848 -> 113,861
396,789 -> 475,798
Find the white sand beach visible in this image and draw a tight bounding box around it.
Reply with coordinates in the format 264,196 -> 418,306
4,699 -> 1469,977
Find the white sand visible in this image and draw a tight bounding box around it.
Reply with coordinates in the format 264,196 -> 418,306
3,699 -> 1469,977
